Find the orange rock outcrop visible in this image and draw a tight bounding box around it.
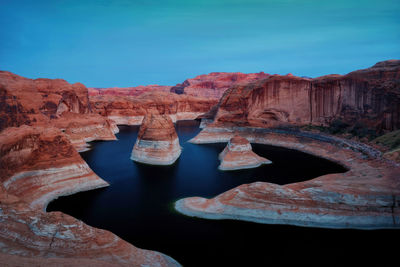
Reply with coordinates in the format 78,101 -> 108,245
131,113 -> 181,165
218,135 -> 271,170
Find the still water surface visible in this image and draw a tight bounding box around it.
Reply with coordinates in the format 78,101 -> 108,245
48,121 -> 395,266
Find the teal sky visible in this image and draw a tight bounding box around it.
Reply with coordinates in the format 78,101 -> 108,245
1,0 -> 399,87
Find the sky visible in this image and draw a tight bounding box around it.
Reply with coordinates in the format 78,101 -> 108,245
0,0 -> 399,87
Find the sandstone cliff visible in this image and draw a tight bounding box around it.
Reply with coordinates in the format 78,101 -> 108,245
88,84 -> 172,96
131,113 -> 181,165
0,71 -> 118,150
90,91 -> 218,125
212,60 -> 400,132
170,72 -> 270,99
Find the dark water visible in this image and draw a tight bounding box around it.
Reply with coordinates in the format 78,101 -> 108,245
48,121 -> 397,266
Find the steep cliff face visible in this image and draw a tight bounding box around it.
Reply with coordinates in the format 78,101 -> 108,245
131,113 -> 181,165
213,60 -> 400,131
0,71 -> 117,150
0,71 -> 90,131
90,91 -> 218,125
170,72 -> 270,99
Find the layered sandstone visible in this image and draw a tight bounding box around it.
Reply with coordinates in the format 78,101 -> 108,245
131,113 -> 181,165
0,125 -> 180,266
218,135 -> 271,170
0,71 -> 118,150
0,125 -> 109,209
53,112 -> 119,152
176,126 -> 400,229
170,72 -> 270,99
211,60 -> 400,132
90,91 -> 218,125
88,84 -> 172,96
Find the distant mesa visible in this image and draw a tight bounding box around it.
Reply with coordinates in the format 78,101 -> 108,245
130,113 -> 182,165
218,135 -> 272,170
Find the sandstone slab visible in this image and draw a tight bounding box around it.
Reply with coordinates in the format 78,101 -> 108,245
219,135 -> 271,170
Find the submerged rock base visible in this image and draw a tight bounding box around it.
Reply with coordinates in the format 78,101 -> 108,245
131,138 -> 182,165
218,135 -> 271,170
131,113 -> 182,165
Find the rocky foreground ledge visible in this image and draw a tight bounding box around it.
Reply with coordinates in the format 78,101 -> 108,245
0,125 -> 180,266
175,127 -> 400,229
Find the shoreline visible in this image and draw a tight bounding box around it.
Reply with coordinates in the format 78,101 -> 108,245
175,126 -> 400,229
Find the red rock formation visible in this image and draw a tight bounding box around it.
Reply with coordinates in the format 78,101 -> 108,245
131,113 -> 181,165
170,72 -> 270,99
0,125 -> 109,210
218,135 -> 271,170
212,60 -> 400,131
0,71 -> 118,150
179,127 -> 400,229
88,85 -> 172,96
53,112 -> 119,152
0,125 -> 179,266
89,72 -> 269,100
90,91 -> 218,125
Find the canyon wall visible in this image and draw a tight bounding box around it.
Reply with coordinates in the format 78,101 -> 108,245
213,60 -> 400,132
90,91 -> 218,125
88,84 -> 172,96
0,71 -> 118,151
89,72 -> 269,100
170,72 -> 270,99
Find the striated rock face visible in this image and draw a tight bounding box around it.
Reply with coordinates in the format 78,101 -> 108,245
178,127 -> 400,229
0,71 -> 89,129
0,71 -> 118,150
90,72 -> 269,100
212,60 -> 400,132
0,126 -> 109,207
0,125 -> 180,266
131,113 -> 181,165
170,72 -> 270,99
90,91 -> 218,125
53,112 -> 119,152
218,135 -> 271,170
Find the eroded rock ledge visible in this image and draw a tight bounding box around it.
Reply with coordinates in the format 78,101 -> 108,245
218,135 -> 271,170
131,113 -> 182,165
0,126 -> 180,266
175,126 -> 400,229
